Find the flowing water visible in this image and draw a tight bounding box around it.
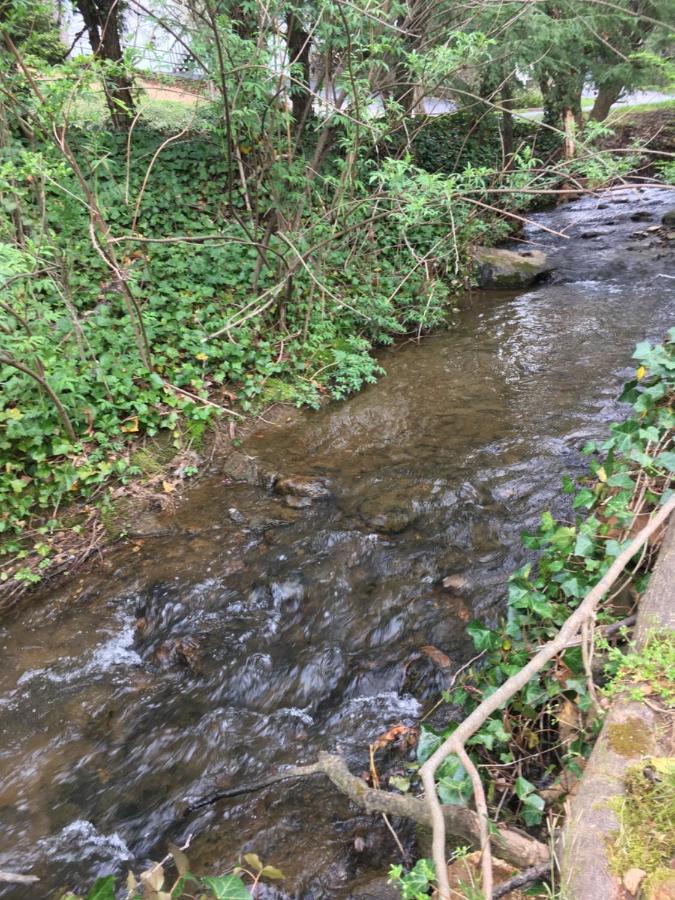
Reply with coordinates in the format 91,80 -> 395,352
1,187 -> 674,898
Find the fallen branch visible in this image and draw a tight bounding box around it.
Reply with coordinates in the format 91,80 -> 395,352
186,753 -> 548,871
419,494 -> 675,900
492,860 -> 551,899
185,762 -> 324,812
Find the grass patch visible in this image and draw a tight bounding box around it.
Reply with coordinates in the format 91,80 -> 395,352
607,98 -> 675,121
71,88 -> 211,130
603,632 -> 675,707
512,96 -> 675,122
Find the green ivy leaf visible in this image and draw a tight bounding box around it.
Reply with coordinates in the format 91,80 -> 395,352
573,489 -> 595,509
417,725 -> 442,763
201,874 -> 251,899
657,451 -> 675,472
574,532 -> 595,557
86,876 -> 116,900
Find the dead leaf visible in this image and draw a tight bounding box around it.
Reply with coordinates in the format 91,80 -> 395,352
162,480 -> 176,494
243,852 -> 263,872
168,843 -> 190,877
140,863 -> 164,895
420,645 -> 452,669
122,416 -> 139,433
370,724 -> 416,751
558,698 -> 583,745
441,574 -> 468,591
445,852 -> 517,898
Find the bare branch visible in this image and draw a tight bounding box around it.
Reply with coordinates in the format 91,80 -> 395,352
420,495 -> 675,900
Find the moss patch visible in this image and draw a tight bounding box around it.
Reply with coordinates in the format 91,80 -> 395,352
607,718 -> 654,758
609,759 -> 675,891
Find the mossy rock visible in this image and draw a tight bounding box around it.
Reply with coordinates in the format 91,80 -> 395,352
472,247 -> 553,290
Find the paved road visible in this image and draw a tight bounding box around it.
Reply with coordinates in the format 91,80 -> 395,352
421,89 -> 674,117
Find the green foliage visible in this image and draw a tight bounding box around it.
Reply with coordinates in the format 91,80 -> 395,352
0,0 -> 65,64
389,858 -> 437,899
0,121 -> 475,582
512,87 -> 544,110
389,847 -> 486,900
84,876 -> 115,900
201,874 -> 252,899
603,632 -> 675,706
655,158 -> 675,185
72,871 -> 252,899
387,111 -> 553,175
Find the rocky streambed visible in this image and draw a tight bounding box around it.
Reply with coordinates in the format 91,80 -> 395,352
0,187 -> 674,899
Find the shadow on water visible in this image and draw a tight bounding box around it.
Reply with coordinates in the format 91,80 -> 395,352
0,187 -> 674,897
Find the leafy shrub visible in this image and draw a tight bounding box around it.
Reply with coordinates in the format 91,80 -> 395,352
381,110 -> 560,175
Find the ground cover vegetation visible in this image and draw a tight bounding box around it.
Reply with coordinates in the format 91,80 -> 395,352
1,0 -> 672,598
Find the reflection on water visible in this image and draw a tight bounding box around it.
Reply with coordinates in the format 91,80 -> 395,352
0,187 -> 674,898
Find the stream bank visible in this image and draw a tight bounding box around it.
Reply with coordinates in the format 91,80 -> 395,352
0,186 -> 674,898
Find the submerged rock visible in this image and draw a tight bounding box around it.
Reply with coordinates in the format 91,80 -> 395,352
472,246 -> 553,290
154,636 -> 202,672
358,493 -> 418,533
274,475 -> 332,502
662,210 -> 675,227
347,876 -> 401,899
630,210 -> 654,222
282,495 -> 313,509
441,573 -> 468,592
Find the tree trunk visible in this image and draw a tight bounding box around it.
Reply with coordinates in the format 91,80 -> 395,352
540,71 -> 584,152
501,82 -> 514,162
390,0 -> 424,117
590,81 -> 623,122
75,0 -> 134,129
563,107 -> 576,159
286,13 -> 312,131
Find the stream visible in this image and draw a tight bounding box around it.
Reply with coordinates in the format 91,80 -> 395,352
1,186 -> 674,899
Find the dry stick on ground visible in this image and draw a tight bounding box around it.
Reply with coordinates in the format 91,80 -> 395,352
491,861 -> 552,899
419,493 -> 675,900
